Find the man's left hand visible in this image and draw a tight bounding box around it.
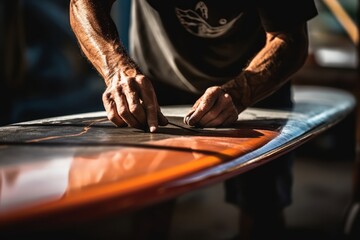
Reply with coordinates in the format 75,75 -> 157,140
184,86 -> 238,127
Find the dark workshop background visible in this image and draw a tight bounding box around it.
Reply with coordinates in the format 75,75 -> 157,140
0,0 -> 359,239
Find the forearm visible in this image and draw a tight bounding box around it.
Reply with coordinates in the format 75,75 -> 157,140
222,25 -> 309,112
69,0 -> 137,86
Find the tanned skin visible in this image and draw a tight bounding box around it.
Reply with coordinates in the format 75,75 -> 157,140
69,0 -> 309,132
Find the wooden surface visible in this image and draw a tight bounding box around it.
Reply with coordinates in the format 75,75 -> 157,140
0,86 -> 356,229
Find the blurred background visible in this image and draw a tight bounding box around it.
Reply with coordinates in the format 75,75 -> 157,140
0,0 -> 359,239
0,0 -> 131,126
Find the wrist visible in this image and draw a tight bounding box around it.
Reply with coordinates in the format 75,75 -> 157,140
104,62 -> 140,86
221,71 -> 252,112
118,56 -> 143,79
103,45 -> 141,84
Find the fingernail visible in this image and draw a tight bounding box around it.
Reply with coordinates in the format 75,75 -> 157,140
185,116 -> 190,124
188,117 -> 195,126
150,126 -> 157,133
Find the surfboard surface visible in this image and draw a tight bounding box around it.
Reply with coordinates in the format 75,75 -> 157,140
0,86 -> 356,228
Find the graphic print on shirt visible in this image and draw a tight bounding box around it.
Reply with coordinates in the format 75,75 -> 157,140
175,1 -> 243,38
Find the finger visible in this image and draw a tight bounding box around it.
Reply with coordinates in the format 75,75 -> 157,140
190,97 -> 202,112
184,95 -> 203,124
197,97 -> 225,127
213,94 -> 239,127
184,95 -> 202,123
222,93 -> 239,124
113,86 -> 143,129
204,109 -> 235,127
121,77 -> 147,125
137,75 -> 159,132
187,88 -> 219,126
109,101 -> 128,127
198,92 -> 235,127
184,109 -> 195,125
222,113 -> 239,126
102,92 -> 127,127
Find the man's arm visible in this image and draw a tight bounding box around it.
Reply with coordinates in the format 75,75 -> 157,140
69,0 -> 167,132
185,24 -> 309,127
223,24 -> 309,111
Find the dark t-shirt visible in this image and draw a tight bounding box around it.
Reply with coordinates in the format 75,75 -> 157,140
130,0 -> 317,95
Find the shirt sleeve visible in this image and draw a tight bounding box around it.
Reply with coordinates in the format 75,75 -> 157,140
256,0 -> 318,32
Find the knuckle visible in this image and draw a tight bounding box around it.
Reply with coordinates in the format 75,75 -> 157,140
120,77 -> 138,91
135,75 -> 146,84
102,91 -> 108,99
206,86 -> 219,94
103,91 -> 112,99
223,94 -> 233,102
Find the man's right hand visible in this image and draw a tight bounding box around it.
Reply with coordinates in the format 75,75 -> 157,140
69,0 -> 168,132
102,69 -> 168,132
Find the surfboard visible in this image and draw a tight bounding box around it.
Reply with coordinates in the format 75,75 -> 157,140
0,85 -> 356,229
